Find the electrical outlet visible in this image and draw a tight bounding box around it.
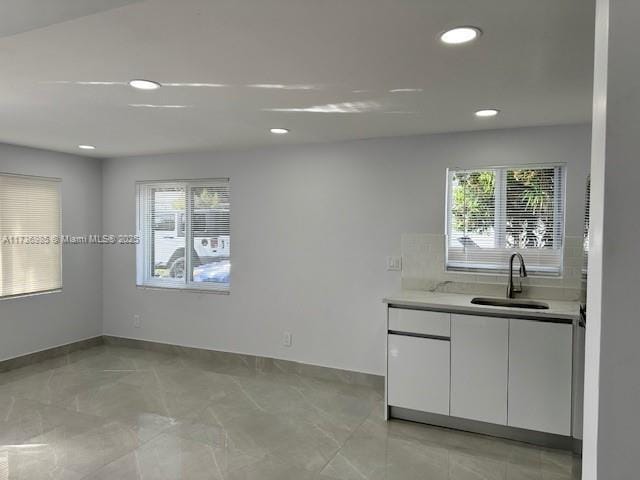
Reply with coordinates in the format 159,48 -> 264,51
283,331 -> 292,347
133,314 -> 141,328
387,256 -> 402,271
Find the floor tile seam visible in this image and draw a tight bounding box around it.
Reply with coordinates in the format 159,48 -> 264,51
73,415 -> 181,480
0,392 -> 50,411
164,427 -> 270,475
18,379 -> 205,438
16,408 -> 120,450
43,379 -> 134,415
73,414 -> 268,480
1,394 -> 103,429
316,402 -> 377,476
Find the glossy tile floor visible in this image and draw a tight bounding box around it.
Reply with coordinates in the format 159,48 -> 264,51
0,345 -> 581,479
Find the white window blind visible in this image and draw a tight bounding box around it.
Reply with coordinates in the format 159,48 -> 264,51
446,164 -> 566,276
136,179 -> 230,291
0,173 -> 62,299
582,175 -> 590,279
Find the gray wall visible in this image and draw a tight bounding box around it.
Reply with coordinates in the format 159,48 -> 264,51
102,124 -> 591,375
0,144 -> 102,361
584,0 -> 640,478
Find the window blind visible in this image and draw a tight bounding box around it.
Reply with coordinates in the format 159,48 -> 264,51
582,176 -> 590,279
446,165 -> 566,276
0,173 -> 62,298
137,179 -> 230,291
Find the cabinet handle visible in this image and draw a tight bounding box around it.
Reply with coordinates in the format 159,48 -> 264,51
388,330 -> 450,341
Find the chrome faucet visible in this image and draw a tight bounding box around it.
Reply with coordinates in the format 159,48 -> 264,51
507,253 -> 528,298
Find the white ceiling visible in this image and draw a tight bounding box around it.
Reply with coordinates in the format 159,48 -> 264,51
0,0 -> 595,158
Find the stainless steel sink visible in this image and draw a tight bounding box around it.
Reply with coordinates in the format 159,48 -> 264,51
470,297 -> 550,310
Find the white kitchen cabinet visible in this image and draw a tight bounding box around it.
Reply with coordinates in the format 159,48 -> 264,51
388,307 -> 450,338
572,324 -> 585,440
450,314 -> 509,424
387,333 -> 450,415
508,319 -> 573,436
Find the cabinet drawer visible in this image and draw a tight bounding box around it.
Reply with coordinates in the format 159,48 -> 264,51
388,308 -> 450,337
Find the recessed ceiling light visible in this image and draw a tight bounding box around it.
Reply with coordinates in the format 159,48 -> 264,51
270,128 -> 290,134
389,88 -> 424,93
78,144 -> 96,150
475,109 -> 500,118
440,26 -> 482,45
128,79 -> 162,90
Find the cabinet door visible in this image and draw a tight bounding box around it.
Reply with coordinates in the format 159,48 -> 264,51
451,314 -> 509,424
387,334 -> 450,415
572,325 -> 585,440
508,320 -> 573,435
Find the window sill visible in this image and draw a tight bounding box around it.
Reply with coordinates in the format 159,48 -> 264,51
136,284 -> 230,295
0,288 -> 63,301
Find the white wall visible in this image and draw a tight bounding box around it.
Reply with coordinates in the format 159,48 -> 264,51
582,0 -> 608,477
584,0 -> 640,478
0,143 -> 103,361
102,124 -> 590,375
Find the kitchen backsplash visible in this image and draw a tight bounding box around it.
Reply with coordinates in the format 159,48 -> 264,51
401,233 -> 584,301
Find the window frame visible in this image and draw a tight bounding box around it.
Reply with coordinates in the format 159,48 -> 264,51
0,172 -> 63,300
135,178 -> 230,293
444,163 -> 567,277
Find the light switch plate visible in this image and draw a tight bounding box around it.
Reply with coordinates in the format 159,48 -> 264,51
387,256 -> 402,271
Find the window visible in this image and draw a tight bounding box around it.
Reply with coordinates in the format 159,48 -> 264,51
153,213 -> 176,232
0,173 -> 62,299
446,164 -> 566,276
582,175 -> 590,279
136,179 -> 230,291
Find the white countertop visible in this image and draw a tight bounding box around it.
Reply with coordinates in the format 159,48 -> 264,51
383,290 -> 580,323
